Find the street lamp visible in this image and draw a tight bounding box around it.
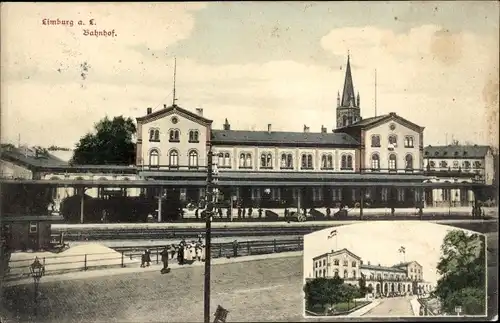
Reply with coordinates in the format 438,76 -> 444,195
30,257 -> 45,317
205,147 -> 222,323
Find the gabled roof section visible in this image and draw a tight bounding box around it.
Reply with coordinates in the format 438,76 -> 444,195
1,145 -> 69,169
313,248 -> 361,261
424,145 -> 490,159
333,112 -> 424,133
392,261 -> 422,268
136,104 -> 213,125
211,130 -> 359,147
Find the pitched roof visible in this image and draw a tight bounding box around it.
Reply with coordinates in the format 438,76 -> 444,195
334,112 -> 424,132
1,146 -> 68,169
424,145 -> 490,158
392,261 -> 422,268
361,264 -> 407,273
211,130 -> 359,147
136,104 -> 213,124
312,248 -> 361,261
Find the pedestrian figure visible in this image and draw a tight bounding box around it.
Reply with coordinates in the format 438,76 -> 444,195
218,208 -> 223,218
391,207 -> 395,216
248,207 -> 253,218
145,249 -> 151,267
178,244 -> 185,265
237,207 -> 242,219
160,246 -> 170,274
198,233 -> 203,244
326,207 -> 331,218
258,208 -> 263,219
226,208 -> 231,220
284,208 -> 289,221
195,208 -> 199,220
232,240 -> 238,258
242,208 -> 246,219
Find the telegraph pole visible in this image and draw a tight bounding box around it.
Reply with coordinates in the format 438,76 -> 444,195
205,145 -> 219,323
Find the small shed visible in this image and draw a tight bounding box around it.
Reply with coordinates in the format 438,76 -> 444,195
2,214 -> 65,251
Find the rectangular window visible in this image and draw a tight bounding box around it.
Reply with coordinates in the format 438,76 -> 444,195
29,222 -> 38,233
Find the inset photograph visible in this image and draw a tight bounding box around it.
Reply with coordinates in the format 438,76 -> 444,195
303,221 -> 487,318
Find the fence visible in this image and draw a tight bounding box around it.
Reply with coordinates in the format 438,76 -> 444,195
5,237 -> 303,280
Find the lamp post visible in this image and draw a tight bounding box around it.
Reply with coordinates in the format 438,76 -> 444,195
205,146 -> 222,323
30,257 -> 45,317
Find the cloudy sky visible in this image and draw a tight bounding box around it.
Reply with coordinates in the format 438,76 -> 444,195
1,2 -> 498,149
303,221 -> 484,285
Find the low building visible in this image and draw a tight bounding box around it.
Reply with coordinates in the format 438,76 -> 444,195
2,215 -> 64,251
312,248 -> 433,296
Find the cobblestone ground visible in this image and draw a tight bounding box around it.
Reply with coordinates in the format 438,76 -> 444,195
362,296 -> 413,317
1,257 -> 306,323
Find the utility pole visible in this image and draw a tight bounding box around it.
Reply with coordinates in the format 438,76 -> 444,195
205,145 -> 220,323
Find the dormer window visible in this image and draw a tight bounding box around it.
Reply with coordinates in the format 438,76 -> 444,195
169,129 -> 180,142
189,130 -> 199,143
454,151 -> 459,156
434,151 -> 439,156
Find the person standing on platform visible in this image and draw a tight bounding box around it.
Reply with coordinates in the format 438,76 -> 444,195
237,207 -> 242,219
145,249 -> 151,267
226,208 -> 231,220
178,243 -> 185,265
258,208 -> 263,219
160,246 -> 169,273
242,208 -> 246,219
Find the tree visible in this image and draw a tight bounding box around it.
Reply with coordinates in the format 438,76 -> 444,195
432,230 -> 486,315
71,116 -> 136,165
303,277 -> 344,312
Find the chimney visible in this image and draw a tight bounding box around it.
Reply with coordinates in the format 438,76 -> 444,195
321,125 -> 327,134
196,108 -> 203,116
223,118 -> 231,131
147,107 -> 152,115
267,124 -> 272,133
303,125 -> 310,133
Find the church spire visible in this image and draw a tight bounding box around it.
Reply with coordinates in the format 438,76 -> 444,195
341,53 -> 356,108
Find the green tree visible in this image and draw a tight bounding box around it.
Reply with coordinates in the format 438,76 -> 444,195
432,230 -> 486,315
71,116 -> 136,165
303,277 -> 344,312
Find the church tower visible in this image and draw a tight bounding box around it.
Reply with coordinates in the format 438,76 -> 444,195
336,54 -> 361,129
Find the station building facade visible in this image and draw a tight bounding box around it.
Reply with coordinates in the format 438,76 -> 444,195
312,248 -> 432,296
0,56 -> 496,212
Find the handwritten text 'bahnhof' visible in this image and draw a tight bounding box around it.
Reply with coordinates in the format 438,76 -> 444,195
42,19 -> 117,38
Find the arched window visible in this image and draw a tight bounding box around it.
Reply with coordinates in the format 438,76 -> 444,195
169,150 -> 179,167
371,135 -> 381,147
169,129 -> 180,142
371,154 -> 380,170
344,270 -> 348,278
301,154 -> 313,169
341,154 -> 353,170
334,259 -> 339,266
351,261 -> 356,267
462,161 -> 471,170
239,153 -> 245,168
389,154 -> 397,170
439,160 -> 448,168
189,130 -> 199,143
260,153 -> 273,168
429,161 -> 436,169
223,153 -> 230,168
281,153 -> 293,169
342,115 -> 348,127
321,154 -> 333,169
149,129 -> 155,141
473,161 -> 482,169
404,136 -> 414,148
388,135 -> 397,148
405,154 -> 413,170
352,271 -> 356,279
239,153 -> 252,168
149,149 -> 160,167
188,150 -> 198,168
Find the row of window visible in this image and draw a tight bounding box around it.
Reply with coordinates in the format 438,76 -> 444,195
149,128 -> 200,143
427,160 -> 482,169
315,259 -> 357,268
315,269 -> 358,279
371,135 -> 414,148
149,149 -> 200,167
233,153 -> 354,170
370,153 -> 415,170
